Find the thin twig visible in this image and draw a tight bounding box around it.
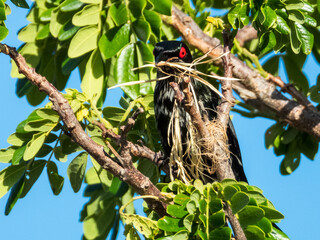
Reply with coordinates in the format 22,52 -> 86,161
266,74 -> 318,111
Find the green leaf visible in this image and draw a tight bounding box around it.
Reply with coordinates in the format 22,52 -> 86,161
0,164 -> 25,198
62,54 -> 87,75
60,135 -> 82,154
137,158 -> 159,184
50,8 -> 73,38
39,9 -> 53,22
209,198 -> 223,214
223,185 -> 238,200
244,225 -> 265,240
18,24 -> 38,42
259,205 -> 284,221
20,160 -> 46,198
144,9 -> 161,38
209,227 -> 232,240
209,211 -> 225,229
174,194 -> 190,207
288,10 -> 305,24
183,214 -> 194,232
36,24 -> 50,40
23,132 -> 46,161
148,0 -> 172,15
283,55 -> 309,93
263,55 -> 280,76
238,206 -> 265,228
53,146 -> 68,162
0,2 -> 6,21
90,157 -> 113,190
261,6 -> 277,29
231,192 -> 250,214
114,43 -> 139,99
265,123 -> 284,149
186,200 -> 197,214
157,216 -> 184,232
80,49 -> 104,101
0,25 -> 8,41
304,15 -> 317,28
5,173 -> 25,215
295,22 -> 314,54
128,0 -> 146,19
68,25 -> 98,58
47,161 -> 64,195
228,5 -> 241,29
16,78 -> 33,98
24,119 -> 57,132
173,230 -> 189,240
122,214 -> 157,239
72,4 -> 100,26
132,19 -> 151,42
58,20 -> 80,41
83,194 -> 116,238
36,108 -> 60,122
299,133 -> 318,160
7,133 -> 31,146
36,144 -> 53,158
259,31 -> 276,54
0,147 -> 16,163
60,0 -> 83,12
98,24 -> 130,59
109,2 -> 128,26
257,217 -> 272,234
10,0 -> 29,8
276,15 -> 290,35
270,227 -> 290,240
12,145 -> 26,165
290,21 -> 302,54
67,152 -> 88,193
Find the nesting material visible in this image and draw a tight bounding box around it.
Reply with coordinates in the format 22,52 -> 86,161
107,51 -> 239,184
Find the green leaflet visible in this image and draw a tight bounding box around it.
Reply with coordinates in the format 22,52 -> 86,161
99,24 -> 130,60
0,164 -> 26,198
47,161 -> 64,195
23,132 -> 46,160
68,25 -> 98,58
80,49 -> 104,101
72,4 -> 100,27
114,43 -> 139,99
67,152 -> 88,193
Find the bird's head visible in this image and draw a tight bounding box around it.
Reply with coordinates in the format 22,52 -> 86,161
153,41 -> 193,64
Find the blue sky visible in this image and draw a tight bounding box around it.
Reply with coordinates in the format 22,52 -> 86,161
1,3 -> 320,240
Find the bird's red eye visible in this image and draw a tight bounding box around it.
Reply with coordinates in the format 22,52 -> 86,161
179,47 -> 186,58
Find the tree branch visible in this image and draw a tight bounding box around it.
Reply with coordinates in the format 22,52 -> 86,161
168,6 -> 320,141
217,30 -> 247,240
0,43 -> 167,217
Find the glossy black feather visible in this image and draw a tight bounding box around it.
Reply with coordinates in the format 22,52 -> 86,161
153,41 -> 247,182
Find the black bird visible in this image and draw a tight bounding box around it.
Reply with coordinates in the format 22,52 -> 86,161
153,41 -> 247,183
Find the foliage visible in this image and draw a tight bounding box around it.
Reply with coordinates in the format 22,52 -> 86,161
1,0 -> 320,239
121,179 -> 288,240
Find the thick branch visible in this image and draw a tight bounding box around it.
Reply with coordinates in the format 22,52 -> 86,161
0,43 -> 167,216
235,26 -> 258,47
169,6 -> 320,141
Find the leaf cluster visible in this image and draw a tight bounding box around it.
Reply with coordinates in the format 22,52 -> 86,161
227,0 -> 316,54
123,179 -> 288,240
